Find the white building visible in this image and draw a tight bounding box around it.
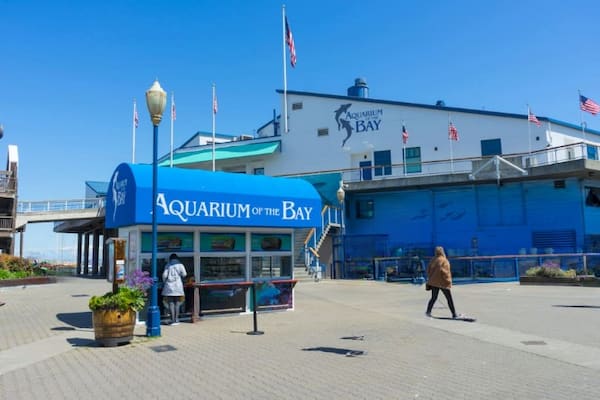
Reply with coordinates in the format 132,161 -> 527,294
163,79 -> 600,280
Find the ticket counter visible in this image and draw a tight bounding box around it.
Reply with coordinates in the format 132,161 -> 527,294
105,163 -> 320,319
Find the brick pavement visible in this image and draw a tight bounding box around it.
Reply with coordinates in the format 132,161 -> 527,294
1,277 -> 600,399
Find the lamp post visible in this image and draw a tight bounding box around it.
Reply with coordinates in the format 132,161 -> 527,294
145,80 -> 167,337
336,180 -> 345,280
336,180 -> 345,234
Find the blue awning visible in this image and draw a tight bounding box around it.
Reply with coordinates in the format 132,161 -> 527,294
105,163 -> 321,229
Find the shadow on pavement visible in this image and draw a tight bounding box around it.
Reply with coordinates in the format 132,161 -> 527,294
431,316 -> 476,322
302,347 -> 366,357
552,305 -> 600,309
67,338 -> 98,347
57,311 -> 93,329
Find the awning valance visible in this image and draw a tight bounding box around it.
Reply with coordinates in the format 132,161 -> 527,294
105,163 -> 321,229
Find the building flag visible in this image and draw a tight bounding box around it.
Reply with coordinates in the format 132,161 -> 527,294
282,6 -> 296,133
580,94 -> 600,115
133,102 -> 139,128
528,109 -> 541,126
448,122 -> 459,141
285,17 -> 297,68
132,100 -> 138,163
171,96 -> 176,121
169,92 -> 175,167
212,83 -> 217,172
402,124 -> 409,144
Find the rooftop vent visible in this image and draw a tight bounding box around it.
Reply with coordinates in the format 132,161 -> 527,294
347,78 -> 369,98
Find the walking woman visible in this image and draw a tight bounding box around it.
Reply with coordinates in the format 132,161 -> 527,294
425,246 -> 461,319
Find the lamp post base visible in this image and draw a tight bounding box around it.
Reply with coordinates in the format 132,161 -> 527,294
146,306 -> 162,337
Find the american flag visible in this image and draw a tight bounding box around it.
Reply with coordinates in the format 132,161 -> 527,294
402,124 -> 409,144
285,16 -> 296,68
528,110 -> 541,126
448,122 -> 459,141
133,106 -> 139,128
580,95 -> 600,115
213,93 -> 218,114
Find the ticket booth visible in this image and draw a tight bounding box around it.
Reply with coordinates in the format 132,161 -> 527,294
105,163 -> 321,320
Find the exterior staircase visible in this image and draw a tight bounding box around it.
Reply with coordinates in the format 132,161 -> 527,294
294,205 -> 342,282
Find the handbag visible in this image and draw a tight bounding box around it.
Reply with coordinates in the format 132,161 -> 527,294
425,284 -> 432,291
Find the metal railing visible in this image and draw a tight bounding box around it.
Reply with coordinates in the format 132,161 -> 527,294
372,253 -> 600,282
17,198 -> 105,214
338,142 -> 591,183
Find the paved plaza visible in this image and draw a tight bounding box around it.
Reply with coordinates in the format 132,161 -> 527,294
2,277 -> 600,399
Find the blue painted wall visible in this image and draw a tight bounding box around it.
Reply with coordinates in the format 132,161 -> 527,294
345,178 -> 590,256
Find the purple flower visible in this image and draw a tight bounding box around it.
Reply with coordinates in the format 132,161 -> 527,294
126,269 -> 153,292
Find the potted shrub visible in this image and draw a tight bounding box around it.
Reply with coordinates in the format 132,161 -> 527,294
89,284 -> 146,347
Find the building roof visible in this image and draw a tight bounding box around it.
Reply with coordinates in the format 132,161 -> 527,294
85,181 -> 108,197
276,89 -> 600,136
158,141 -> 280,167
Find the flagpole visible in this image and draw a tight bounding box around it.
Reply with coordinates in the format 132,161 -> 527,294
170,92 -> 174,168
132,100 -> 137,164
448,113 -> 454,173
578,90 -> 586,143
527,105 -> 532,155
212,83 -> 216,172
282,5 -> 288,134
402,120 -> 406,176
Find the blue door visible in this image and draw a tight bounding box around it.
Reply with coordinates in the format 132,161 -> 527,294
360,161 -> 372,181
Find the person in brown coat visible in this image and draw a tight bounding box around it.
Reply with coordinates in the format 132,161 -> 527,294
425,246 -> 460,318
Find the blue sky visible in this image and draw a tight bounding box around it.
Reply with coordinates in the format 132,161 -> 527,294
2,1 -> 600,261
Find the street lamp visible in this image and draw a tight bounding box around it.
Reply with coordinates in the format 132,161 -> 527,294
336,180 -> 346,280
145,80 -> 167,337
336,179 -> 345,233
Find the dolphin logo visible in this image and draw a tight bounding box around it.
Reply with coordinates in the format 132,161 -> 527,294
111,171 -> 119,220
334,103 -> 352,130
340,119 -> 354,147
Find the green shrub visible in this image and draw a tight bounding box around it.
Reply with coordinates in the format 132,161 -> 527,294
525,266 -> 576,278
89,287 -> 146,312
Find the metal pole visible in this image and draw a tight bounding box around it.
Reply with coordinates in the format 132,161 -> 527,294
247,283 -> 264,335
147,123 -> 161,337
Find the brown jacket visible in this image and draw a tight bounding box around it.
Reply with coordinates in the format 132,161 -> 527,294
427,253 -> 452,289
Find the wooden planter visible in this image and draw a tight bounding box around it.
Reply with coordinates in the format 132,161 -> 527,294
0,276 -> 56,287
92,309 -> 136,347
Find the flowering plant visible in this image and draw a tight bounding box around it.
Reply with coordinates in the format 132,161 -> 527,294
126,269 -> 154,292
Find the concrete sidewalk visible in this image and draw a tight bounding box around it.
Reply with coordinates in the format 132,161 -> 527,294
1,277 -> 600,399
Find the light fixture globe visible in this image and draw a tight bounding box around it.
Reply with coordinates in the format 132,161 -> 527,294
336,180 -> 345,204
145,80 -> 167,126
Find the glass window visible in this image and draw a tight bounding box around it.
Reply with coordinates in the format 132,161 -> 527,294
200,233 -> 246,252
251,256 -> 292,278
585,187 -> 600,207
141,232 -> 194,253
481,139 -> 502,156
404,147 -> 421,173
251,233 -> 291,251
356,199 -> 374,219
200,257 -> 246,281
254,167 -> 265,175
374,150 -> 391,176
317,128 -> 329,136
587,145 -> 598,160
